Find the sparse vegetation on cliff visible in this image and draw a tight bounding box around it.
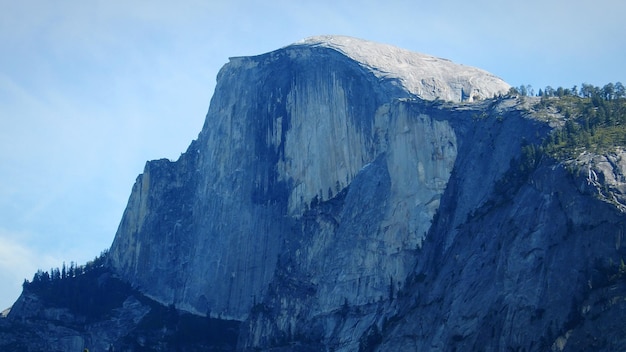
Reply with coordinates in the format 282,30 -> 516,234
505,82 -> 626,163
537,83 -> 626,158
21,249 -> 134,321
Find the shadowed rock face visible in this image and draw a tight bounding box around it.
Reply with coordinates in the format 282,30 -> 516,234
108,36 -> 504,320
7,37 -> 626,351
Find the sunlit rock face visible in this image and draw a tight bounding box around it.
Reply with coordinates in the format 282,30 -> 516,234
108,36 -> 508,320
296,35 -> 510,102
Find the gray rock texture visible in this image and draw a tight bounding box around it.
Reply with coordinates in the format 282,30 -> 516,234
109,36 -> 509,320
296,35 -> 510,101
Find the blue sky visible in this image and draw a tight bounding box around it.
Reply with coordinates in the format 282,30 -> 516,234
1,0 -> 624,309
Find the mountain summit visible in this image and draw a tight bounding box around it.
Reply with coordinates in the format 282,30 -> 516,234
292,35 -> 510,101
3,37 -> 626,351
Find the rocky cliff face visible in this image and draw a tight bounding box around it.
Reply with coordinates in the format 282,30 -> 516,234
4,36 -> 626,351
108,35 -> 510,320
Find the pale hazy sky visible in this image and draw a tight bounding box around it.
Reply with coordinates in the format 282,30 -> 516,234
1,0 -> 624,309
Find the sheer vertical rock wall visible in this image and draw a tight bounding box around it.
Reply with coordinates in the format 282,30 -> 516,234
100,37 -> 626,351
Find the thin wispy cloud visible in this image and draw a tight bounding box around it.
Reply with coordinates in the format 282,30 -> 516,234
0,230 -> 63,306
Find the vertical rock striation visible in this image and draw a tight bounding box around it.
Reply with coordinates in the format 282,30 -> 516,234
108,35 -> 510,322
